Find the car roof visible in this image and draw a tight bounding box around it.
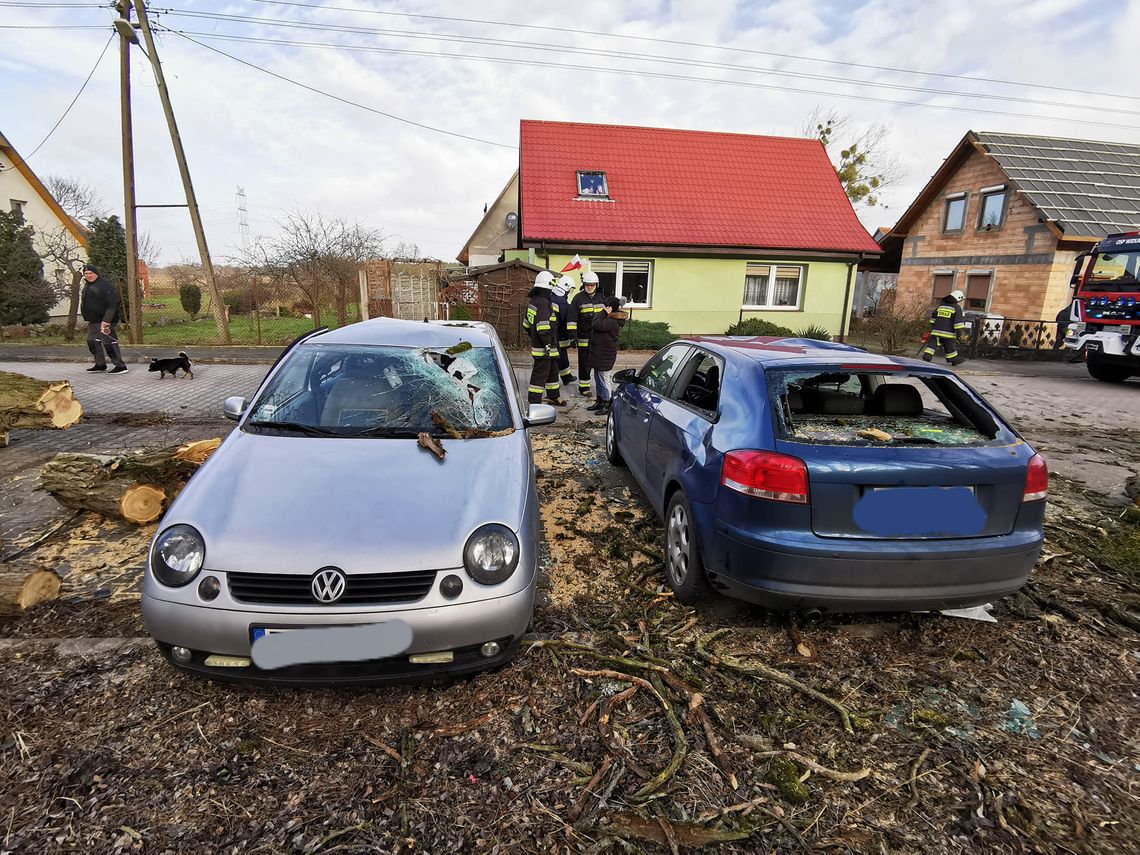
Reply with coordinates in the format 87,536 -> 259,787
304,317 -> 500,350
681,336 -> 956,374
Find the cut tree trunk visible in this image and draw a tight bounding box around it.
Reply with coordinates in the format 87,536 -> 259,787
0,371 -> 83,447
39,439 -> 222,525
0,564 -> 62,616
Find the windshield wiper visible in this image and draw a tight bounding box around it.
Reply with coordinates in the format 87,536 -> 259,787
342,426 -> 424,438
245,420 -> 340,437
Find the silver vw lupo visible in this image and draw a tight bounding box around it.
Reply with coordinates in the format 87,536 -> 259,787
141,319 -> 554,684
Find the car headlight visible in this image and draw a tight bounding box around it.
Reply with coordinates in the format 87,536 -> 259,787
150,524 -> 205,587
463,524 -> 520,585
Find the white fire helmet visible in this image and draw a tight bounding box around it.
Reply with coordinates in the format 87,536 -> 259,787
582,271 -> 599,287
555,274 -> 575,297
949,289 -> 965,302
534,270 -> 555,290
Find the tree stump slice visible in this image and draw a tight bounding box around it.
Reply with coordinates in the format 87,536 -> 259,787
0,371 -> 83,446
0,564 -> 62,616
121,484 -> 166,524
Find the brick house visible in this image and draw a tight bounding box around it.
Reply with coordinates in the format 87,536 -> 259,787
876,131 -> 1140,321
461,120 -> 880,337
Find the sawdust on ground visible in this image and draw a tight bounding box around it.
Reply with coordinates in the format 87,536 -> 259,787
531,432 -> 655,608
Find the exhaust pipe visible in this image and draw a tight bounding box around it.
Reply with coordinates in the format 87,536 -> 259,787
799,607 -> 823,623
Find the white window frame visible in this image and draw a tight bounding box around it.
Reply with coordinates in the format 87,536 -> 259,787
575,171 -> 609,199
591,259 -> 653,308
742,263 -> 805,311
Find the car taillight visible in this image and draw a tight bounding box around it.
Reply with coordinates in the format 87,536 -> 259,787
721,450 -> 809,503
1023,454 -> 1048,502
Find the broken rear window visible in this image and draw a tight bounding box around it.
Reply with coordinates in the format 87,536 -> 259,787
246,343 -> 512,436
767,367 -> 1013,447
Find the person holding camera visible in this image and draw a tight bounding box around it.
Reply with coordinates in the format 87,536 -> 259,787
586,296 -> 627,414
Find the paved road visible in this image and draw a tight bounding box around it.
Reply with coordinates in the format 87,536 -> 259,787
1,357 -> 1136,549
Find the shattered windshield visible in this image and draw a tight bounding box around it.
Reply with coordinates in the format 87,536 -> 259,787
245,342 -> 512,437
768,367 -> 1013,447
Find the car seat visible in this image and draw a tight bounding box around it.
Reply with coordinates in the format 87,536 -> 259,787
868,384 -> 923,416
320,356 -> 407,427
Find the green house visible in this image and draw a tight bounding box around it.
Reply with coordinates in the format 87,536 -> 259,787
465,120 -> 881,338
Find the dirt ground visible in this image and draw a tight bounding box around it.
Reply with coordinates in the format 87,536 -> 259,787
1,423 -> 1138,854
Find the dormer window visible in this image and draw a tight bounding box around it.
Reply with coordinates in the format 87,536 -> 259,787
576,171 -> 608,198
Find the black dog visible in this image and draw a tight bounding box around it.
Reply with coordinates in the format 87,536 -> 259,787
148,351 -> 193,379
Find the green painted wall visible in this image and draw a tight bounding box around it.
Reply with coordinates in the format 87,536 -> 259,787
541,252 -> 856,336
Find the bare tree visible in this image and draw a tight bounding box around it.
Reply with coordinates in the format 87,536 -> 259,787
800,108 -> 905,208
34,226 -> 85,339
248,211 -> 387,328
136,229 -> 162,267
43,175 -> 108,224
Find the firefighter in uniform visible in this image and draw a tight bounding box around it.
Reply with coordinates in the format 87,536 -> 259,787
553,275 -> 577,388
923,289 -> 968,366
522,271 -> 566,406
568,270 -> 605,397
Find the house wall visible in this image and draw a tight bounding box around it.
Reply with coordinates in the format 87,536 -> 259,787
464,172 -> 519,267
0,150 -> 87,318
894,146 -> 1060,321
543,251 -> 856,336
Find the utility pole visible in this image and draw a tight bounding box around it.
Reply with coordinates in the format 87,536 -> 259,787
115,1 -> 142,343
132,0 -> 231,343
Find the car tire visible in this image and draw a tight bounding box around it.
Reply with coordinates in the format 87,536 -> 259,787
1087,353 -> 1131,383
663,491 -> 711,605
605,407 -> 625,467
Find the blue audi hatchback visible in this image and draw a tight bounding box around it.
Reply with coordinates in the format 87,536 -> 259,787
605,337 -> 1046,612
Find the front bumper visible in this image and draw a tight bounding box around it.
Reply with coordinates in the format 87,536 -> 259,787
142,582 -> 535,685
711,521 -> 1042,613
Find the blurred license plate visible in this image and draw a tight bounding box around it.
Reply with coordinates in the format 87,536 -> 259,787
250,621 -> 412,669
856,486 -> 984,537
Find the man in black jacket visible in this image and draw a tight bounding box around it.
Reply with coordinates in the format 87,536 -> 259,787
80,264 -> 128,373
586,297 -> 627,415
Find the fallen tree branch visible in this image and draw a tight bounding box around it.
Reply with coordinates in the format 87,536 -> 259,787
905,747 -> 932,810
733,737 -> 870,783
633,673 -> 688,801
567,755 -> 614,823
531,639 -> 669,674
598,811 -> 752,847
697,629 -> 854,735
519,744 -> 592,777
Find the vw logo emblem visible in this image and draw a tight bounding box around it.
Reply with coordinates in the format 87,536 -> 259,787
311,567 -> 346,603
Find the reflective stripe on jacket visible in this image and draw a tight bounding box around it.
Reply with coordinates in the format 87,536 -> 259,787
929,297 -> 966,338
523,288 -> 557,353
569,289 -> 605,344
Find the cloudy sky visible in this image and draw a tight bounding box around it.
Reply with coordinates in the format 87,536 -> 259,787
2,0 -> 1133,264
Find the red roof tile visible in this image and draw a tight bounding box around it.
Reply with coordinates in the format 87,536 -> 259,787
519,120 -> 880,254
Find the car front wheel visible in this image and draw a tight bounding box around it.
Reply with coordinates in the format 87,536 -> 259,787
664,491 -> 711,604
605,407 -> 624,466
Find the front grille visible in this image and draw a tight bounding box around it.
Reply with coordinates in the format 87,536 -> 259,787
227,569 -> 437,605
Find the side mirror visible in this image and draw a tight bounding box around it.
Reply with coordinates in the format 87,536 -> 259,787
523,403 -> 556,428
223,396 -> 247,421
612,368 -> 638,385
1069,251 -> 1090,289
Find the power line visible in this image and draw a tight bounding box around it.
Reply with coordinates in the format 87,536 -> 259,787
163,30 -> 516,149
159,28 -> 1140,132
0,24 -> 109,28
243,0 -> 1135,102
155,8 -> 1137,118
0,33 -> 114,172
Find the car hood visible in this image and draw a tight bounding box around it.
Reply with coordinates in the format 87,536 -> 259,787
162,430 -> 533,574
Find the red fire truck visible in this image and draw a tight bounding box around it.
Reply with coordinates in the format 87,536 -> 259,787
1066,231 -> 1140,383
